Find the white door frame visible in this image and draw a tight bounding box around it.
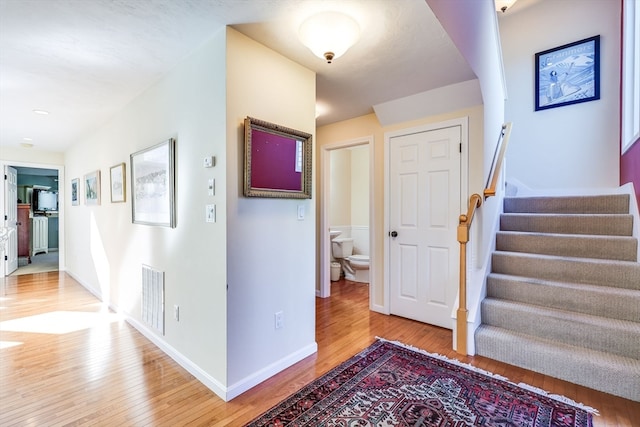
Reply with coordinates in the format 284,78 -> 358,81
383,117 -> 469,315
0,160 -> 65,276
319,135 -> 375,307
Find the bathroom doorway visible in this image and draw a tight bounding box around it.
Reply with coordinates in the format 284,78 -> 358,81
320,136 -> 374,306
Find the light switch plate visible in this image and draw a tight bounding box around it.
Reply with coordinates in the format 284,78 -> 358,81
208,178 -> 215,196
297,205 -> 305,220
206,204 -> 216,222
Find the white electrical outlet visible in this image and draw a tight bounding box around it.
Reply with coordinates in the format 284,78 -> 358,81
275,311 -> 284,329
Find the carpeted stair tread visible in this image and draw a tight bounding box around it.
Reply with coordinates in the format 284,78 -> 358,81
481,298 -> 640,359
492,251 -> 640,290
475,325 -> 640,401
476,192 -> 640,401
500,213 -> 633,236
487,273 -> 640,322
503,194 -> 630,214
495,231 -> 638,261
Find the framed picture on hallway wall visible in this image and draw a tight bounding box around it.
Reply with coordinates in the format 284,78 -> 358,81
110,163 -> 126,203
130,138 -> 176,227
535,35 -> 600,111
84,170 -> 100,205
244,116 -> 313,199
71,178 -> 80,206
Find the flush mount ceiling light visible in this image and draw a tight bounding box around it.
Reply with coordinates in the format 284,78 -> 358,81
32,109 -> 49,115
298,11 -> 360,63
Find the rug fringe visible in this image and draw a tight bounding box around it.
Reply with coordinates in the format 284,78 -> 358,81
374,337 -> 600,416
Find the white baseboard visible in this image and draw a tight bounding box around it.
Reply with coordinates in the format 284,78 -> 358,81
225,342 -> 318,401
125,316 -> 228,400
66,271 -> 104,301
66,269 -> 316,402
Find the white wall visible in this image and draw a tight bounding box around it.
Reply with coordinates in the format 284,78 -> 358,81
329,149 -> 351,226
328,146 -> 370,257
64,29 -> 229,392
350,145 -> 370,227
225,28 -> 317,398
500,0 -> 620,189
329,145 -> 369,228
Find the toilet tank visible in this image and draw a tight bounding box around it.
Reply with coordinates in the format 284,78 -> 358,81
331,237 -> 354,258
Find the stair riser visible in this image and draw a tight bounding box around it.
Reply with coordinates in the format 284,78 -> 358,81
496,232 -> 638,262
500,214 -> 633,236
504,194 -> 630,214
475,326 -> 640,401
487,275 -> 640,322
492,253 -> 640,290
481,300 -> 640,359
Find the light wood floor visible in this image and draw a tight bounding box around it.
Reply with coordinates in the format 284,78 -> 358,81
1,272 -> 638,426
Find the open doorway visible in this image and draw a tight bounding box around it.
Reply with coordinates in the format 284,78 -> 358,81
3,165 -> 62,276
320,136 -> 374,307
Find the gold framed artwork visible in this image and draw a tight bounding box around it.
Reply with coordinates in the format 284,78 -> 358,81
244,116 -> 312,199
110,163 -> 126,203
84,170 -> 100,206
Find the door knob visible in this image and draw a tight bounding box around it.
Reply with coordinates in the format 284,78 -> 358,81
390,231 -> 398,237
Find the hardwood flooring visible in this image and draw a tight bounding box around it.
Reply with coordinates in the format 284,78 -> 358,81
1,272 -> 638,426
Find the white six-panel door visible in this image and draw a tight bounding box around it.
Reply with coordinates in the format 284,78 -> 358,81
388,125 -> 461,329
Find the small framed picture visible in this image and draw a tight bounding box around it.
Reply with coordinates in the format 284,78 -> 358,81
71,178 -> 80,206
130,138 -> 176,227
84,170 -> 101,206
110,163 -> 126,203
535,35 -> 600,111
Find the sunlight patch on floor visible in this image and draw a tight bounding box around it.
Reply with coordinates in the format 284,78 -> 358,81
0,341 -> 23,349
0,311 -> 120,334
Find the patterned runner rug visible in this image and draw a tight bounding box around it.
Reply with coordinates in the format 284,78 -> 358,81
246,338 -> 596,426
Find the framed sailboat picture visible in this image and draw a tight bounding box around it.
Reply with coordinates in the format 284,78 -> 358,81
535,35 -> 600,111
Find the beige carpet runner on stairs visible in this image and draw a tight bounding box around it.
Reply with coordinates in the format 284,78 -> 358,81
475,193 -> 640,402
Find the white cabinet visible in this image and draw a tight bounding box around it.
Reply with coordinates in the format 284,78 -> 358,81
32,216 -> 48,256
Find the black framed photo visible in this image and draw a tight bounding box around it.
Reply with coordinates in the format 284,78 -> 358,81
535,35 -> 600,111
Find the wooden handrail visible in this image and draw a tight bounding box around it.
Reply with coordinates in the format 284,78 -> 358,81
456,123 -> 512,355
456,194 -> 482,355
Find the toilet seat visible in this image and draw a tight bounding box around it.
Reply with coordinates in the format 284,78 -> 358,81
347,255 -> 369,269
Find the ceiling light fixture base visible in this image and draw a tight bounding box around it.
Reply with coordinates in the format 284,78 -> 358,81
298,11 -> 360,64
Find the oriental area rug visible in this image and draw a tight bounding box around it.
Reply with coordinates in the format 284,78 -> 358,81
245,338 -> 596,427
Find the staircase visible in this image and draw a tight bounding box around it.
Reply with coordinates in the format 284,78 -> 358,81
475,194 -> 640,401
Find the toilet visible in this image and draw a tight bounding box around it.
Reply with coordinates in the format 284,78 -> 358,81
345,254 -> 370,283
331,237 -> 370,283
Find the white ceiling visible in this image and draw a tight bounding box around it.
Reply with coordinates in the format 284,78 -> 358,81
0,0 -> 485,153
